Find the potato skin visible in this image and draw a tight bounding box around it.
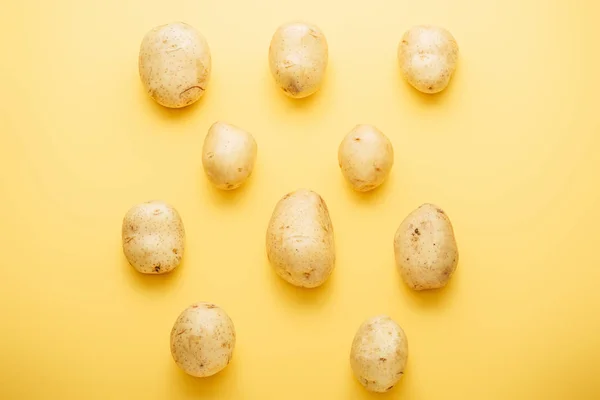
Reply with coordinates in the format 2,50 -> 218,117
170,302 -> 236,377
139,22 -> 211,108
338,125 -> 394,192
394,204 -> 458,290
269,22 -> 328,98
121,201 -> 185,274
266,189 -> 335,288
397,25 -> 458,94
350,315 -> 408,393
202,122 -> 258,190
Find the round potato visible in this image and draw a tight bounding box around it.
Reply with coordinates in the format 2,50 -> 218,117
397,25 -> 459,94
170,302 -> 236,377
122,201 -> 185,274
394,204 -> 459,290
139,22 -> 211,108
202,122 -> 258,190
268,22 -> 328,98
266,189 -> 335,288
350,315 -> 409,393
338,125 -> 394,192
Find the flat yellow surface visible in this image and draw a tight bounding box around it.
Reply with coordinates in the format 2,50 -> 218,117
1,0 -> 599,399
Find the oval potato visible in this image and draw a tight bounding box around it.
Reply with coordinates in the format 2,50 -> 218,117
122,201 -> 185,274
394,203 -> 459,290
266,189 -> 335,288
170,302 -> 236,377
397,25 -> 459,94
269,22 -> 328,98
350,315 -> 409,393
139,22 -> 211,108
338,124 -> 394,192
202,122 -> 258,190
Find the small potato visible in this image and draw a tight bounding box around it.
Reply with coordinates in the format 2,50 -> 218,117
122,201 -> 185,274
202,122 -> 258,190
338,125 -> 394,192
350,315 -> 409,393
394,204 -> 459,290
139,22 -> 211,108
266,189 -> 335,288
170,302 -> 236,377
397,25 -> 459,94
269,22 -> 328,98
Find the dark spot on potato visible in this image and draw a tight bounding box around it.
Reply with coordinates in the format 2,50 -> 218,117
428,86 -> 433,90
380,357 -> 387,362
226,183 -> 234,189
153,209 -> 162,215
154,264 -> 161,272
176,329 -> 186,336
387,385 -> 394,391
414,228 -> 420,235
179,85 -> 205,97
200,363 -> 204,368
402,40 -> 408,45
304,272 -> 311,278
436,208 -> 445,214
354,137 -> 361,142
406,257 -> 410,261
237,167 -> 243,172
396,371 -> 404,376
375,167 -> 381,172
205,304 -> 216,309
221,342 -> 229,348
130,224 -> 137,232
172,248 -> 178,254
286,225 -> 290,229
283,193 -> 291,200
124,236 -> 134,244
206,152 -> 214,159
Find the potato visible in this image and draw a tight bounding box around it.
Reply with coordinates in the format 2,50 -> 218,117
397,25 -> 459,94
350,315 -> 409,393
170,302 -> 236,377
202,122 -> 258,190
139,22 -> 211,108
338,125 -> 394,192
268,22 -> 328,98
121,201 -> 185,274
266,189 -> 335,288
394,204 -> 459,290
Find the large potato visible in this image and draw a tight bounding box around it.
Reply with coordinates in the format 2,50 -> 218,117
170,302 -> 236,377
268,22 -> 328,98
121,201 -> 185,274
394,204 -> 459,290
266,189 -> 335,288
202,122 -> 258,190
139,22 -> 211,108
350,315 -> 409,393
338,124 -> 394,192
397,25 -> 459,94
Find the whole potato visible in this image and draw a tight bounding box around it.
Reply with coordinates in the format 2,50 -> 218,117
397,25 -> 459,94
394,204 -> 459,290
202,122 -> 258,190
266,189 -> 335,288
170,302 -> 236,377
122,201 -> 185,274
338,125 -> 394,192
269,22 -> 328,98
139,22 -> 211,108
350,315 -> 409,393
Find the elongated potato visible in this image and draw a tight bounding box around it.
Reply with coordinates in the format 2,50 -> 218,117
269,22 -> 328,98
394,204 -> 458,290
139,22 -> 211,108
350,315 -> 409,393
266,189 -> 335,288
338,125 -> 394,192
122,201 -> 185,274
170,302 -> 236,377
202,122 -> 258,190
397,25 -> 458,94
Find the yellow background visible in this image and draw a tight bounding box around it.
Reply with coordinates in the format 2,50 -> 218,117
1,0 -> 599,398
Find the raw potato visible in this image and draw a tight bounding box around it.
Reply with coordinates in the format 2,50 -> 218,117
139,22 -> 211,108
338,125 -> 394,192
269,22 -> 328,98
394,204 -> 459,290
266,189 -> 335,288
122,201 -> 185,274
170,302 -> 236,377
397,25 -> 459,94
202,122 -> 258,190
350,315 -> 409,393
